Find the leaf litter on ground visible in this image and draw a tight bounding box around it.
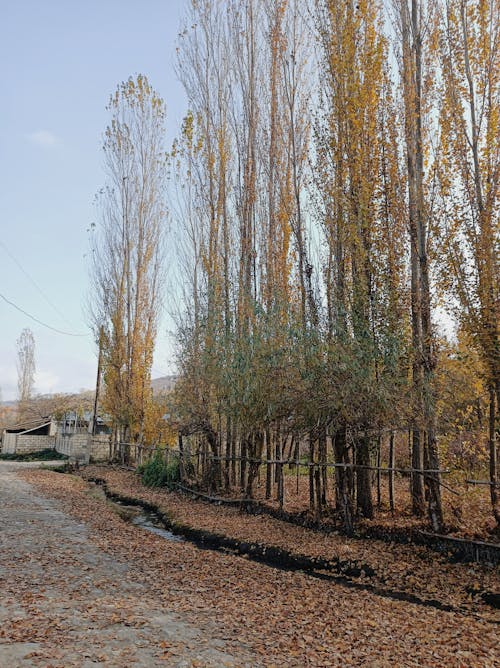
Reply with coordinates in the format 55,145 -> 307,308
17,467 -> 500,668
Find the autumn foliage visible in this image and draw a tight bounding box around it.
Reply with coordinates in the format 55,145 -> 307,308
165,0 -> 499,533
88,1 -> 498,534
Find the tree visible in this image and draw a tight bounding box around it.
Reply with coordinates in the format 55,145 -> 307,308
16,328 -> 35,409
315,0 -> 410,525
392,0 -> 444,532
174,0 -> 312,495
89,75 -> 167,446
435,330 -> 489,475
437,0 -> 500,522
171,0 -> 496,536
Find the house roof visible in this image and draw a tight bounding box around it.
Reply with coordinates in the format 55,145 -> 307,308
4,419 -> 52,435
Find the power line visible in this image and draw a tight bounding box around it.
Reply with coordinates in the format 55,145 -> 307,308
0,240 -> 77,330
0,292 -> 89,337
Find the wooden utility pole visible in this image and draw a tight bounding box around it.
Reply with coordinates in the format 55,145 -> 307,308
92,326 -> 104,436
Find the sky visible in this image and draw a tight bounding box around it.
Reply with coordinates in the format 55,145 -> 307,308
0,0 -> 188,400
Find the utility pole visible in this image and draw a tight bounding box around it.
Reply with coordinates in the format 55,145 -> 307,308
92,326 -> 104,436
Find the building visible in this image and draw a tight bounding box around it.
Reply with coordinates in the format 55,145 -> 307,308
1,418 -> 57,455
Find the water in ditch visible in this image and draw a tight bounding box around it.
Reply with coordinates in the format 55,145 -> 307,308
88,481 -> 183,543
130,510 -> 184,542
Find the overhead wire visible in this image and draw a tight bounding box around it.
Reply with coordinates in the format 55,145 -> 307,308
0,240 -> 78,330
0,291 -> 89,337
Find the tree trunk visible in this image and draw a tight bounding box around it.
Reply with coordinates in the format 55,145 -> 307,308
411,428 -> 425,515
178,433 -> 185,483
389,430 -> 395,513
356,433 -> 373,519
230,431 -> 236,486
240,437 -> 247,494
309,432 -> 315,513
314,464 -> 322,521
398,0 -> 443,532
334,426 -> 354,535
425,427 -> 443,532
489,387 -> 500,524
245,432 -> 263,500
204,426 -> 220,492
265,428 -> 272,500
319,428 -> 328,508
224,416 -> 231,491
376,434 -> 382,508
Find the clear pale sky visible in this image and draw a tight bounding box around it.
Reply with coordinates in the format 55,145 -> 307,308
0,0 -> 187,400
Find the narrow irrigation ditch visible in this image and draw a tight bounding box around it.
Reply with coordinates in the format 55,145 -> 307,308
176,485 -> 500,567
85,476 -> 499,616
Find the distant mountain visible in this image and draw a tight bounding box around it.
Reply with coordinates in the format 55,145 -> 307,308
151,375 -> 177,394
1,380 -> 176,405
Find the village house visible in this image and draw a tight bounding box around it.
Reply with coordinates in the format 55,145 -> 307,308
1,417 -> 57,455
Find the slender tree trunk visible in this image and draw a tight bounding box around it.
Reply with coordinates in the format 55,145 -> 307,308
231,431 -> 236,486
425,415 -> 443,532
265,428 -> 272,500
314,464 -> 322,521
245,431 -> 263,500
204,426 -> 220,492
398,0 -> 442,530
334,426 -> 354,535
277,434 -> 284,510
319,428 -> 328,508
240,437 -> 247,494
489,387 -> 500,524
224,416 -> 231,491
389,430 -> 395,513
411,428 -> 425,515
356,432 -> 374,519
178,433 -> 185,483
309,432 -> 315,513
376,434 -> 382,508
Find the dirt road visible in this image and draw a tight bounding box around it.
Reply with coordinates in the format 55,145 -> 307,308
1,462 -> 498,667
0,462 -> 255,667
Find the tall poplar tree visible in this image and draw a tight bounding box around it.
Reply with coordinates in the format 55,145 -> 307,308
89,75 -> 167,446
393,0 -> 444,531
437,0 -> 500,522
17,328 -> 36,412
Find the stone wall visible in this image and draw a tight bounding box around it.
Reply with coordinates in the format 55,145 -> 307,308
2,432 -> 18,454
55,433 -> 110,463
56,433 -> 89,463
16,435 -> 55,454
1,433 -> 55,454
90,435 -> 110,461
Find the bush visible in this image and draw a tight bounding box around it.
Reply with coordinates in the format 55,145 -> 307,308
141,451 -> 180,489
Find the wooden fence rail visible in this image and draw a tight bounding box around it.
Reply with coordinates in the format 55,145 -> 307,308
118,443 -> 451,477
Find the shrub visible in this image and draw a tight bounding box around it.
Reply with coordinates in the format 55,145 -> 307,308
141,451 -> 180,489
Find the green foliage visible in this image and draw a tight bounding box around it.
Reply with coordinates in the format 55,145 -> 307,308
141,451 -> 180,489
0,449 -> 68,462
